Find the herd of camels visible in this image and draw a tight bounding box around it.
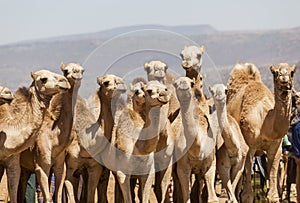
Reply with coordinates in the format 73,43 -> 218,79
0,44 -> 299,203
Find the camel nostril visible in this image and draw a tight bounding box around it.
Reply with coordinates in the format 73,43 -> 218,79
147,90 -> 152,95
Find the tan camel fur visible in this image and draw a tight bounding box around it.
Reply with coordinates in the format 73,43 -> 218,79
179,45 -> 219,203
180,45 -> 205,74
0,70 -> 70,203
65,74 -> 127,203
0,86 -> 14,105
227,62 -> 296,202
180,45 -> 210,117
17,63 -> 84,203
209,84 -> 248,203
144,60 -> 179,122
173,77 -> 218,203
101,80 -> 172,203
144,60 -> 179,202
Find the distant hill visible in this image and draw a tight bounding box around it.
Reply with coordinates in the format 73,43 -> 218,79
0,24 -> 299,98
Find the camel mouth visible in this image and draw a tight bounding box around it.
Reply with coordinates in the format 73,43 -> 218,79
71,76 -> 83,81
214,97 -> 226,103
279,82 -> 292,90
58,86 -> 70,92
178,86 -> 191,91
182,65 -> 192,70
1,97 -> 13,102
157,98 -> 169,104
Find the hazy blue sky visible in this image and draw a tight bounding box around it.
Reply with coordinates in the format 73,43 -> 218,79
1,0 -> 300,45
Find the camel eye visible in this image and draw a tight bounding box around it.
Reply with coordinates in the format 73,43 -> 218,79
40,77 -> 48,84
103,81 -> 109,87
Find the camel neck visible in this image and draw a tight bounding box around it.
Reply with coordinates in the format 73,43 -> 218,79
71,84 -> 80,115
273,88 -> 292,133
215,101 -> 240,156
179,96 -> 201,146
135,104 -> 167,154
30,85 -> 50,124
215,102 -> 229,129
186,69 -> 200,81
133,101 -> 146,121
98,90 -> 116,141
144,104 -> 165,130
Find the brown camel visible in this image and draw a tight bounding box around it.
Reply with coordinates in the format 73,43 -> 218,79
179,45 -> 218,203
227,62 -> 296,202
0,70 -> 70,203
144,60 -> 179,202
173,77 -> 218,203
0,86 -> 14,105
65,74 -> 127,203
209,84 -> 248,203
18,63 -> 84,203
101,80 -> 172,202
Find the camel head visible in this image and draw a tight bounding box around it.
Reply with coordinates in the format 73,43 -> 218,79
130,81 -> 146,106
270,63 -> 296,91
143,80 -> 171,107
180,45 -> 205,72
173,77 -> 195,102
97,74 -> 127,99
144,60 -> 168,82
0,86 -> 14,105
209,84 -> 227,105
60,63 -> 84,86
31,70 -> 71,98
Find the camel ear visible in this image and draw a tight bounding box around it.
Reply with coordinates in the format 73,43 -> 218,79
144,62 -> 150,71
60,63 -> 66,71
173,80 -> 178,89
97,77 -> 102,86
225,87 -> 228,95
270,65 -> 277,74
31,72 -> 38,80
208,86 -> 213,94
247,64 -> 256,75
164,64 -> 168,70
200,45 -> 205,55
291,65 -> 296,77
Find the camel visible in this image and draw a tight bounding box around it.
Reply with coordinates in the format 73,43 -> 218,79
65,74 -> 127,203
17,63 -> 84,203
179,45 -> 219,203
173,77 -> 218,203
180,45 -> 211,116
0,70 -> 70,203
144,60 -> 180,202
0,86 -> 14,105
100,80 -> 172,202
226,62 -> 296,202
209,84 -> 248,203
